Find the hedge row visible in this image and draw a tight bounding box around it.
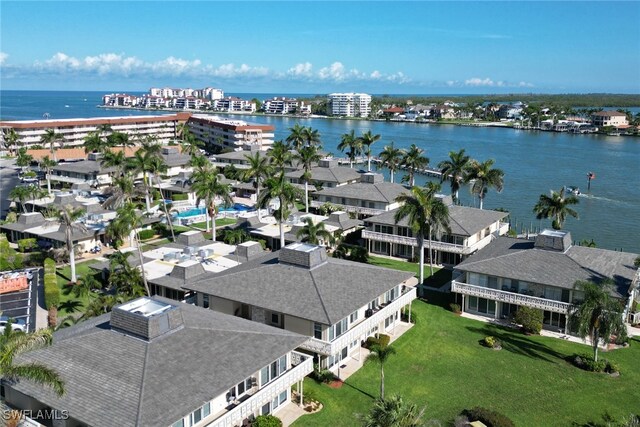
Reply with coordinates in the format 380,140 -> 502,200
172,194 -> 188,201
463,407 -> 515,427
137,229 -> 156,240
365,334 -> 391,349
43,258 -> 60,310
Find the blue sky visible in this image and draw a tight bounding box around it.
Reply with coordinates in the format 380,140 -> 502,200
1,1 -> 639,94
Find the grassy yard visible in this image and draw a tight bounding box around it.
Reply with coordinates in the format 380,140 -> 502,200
190,218 -> 238,229
367,255 -> 450,287
55,261 -> 98,315
293,295 -> 640,427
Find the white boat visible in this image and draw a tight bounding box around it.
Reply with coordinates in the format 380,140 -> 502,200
565,186 -> 581,195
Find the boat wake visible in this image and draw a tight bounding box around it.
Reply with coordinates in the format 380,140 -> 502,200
577,193 -> 625,204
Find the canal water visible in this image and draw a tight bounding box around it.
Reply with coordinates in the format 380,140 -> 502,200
2,90 -> 638,252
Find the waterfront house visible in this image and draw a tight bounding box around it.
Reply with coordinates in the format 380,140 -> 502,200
3,296 -> 312,427
451,230 -> 640,333
311,172 -> 407,217
590,110 -> 628,128
184,242 -> 417,371
362,197 -> 509,266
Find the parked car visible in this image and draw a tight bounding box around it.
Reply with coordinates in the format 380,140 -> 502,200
0,316 -> 27,332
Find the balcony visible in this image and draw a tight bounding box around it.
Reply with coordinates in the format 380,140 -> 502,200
206,352 -> 313,427
451,280 -> 571,314
310,200 -> 385,216
299,286 -> 417,356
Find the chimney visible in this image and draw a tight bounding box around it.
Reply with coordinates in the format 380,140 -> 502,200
279,242 -> 328,269
110,297 -> 184,340
236,241 -> 264,261
318,158 -> 338,168
534,229 -> 572,252
360,172 -> 384,184
176,230 -> 206,246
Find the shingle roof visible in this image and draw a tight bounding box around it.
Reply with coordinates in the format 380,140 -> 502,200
10,297 -> 307,427
455,236 -> 639,297
314,182 -> 407,204
53,160 -> 115,174
184,250 -> 414,324
285,166 -> 361,184
365,206 -> 508,237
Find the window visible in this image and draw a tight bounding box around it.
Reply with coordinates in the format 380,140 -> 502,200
271,313 -> 280,325
172,420 -> 184,427
314,323 -> 323,339
349,310 -> 358,323
329,317 -> 348,341
260,355 -> 287,385
202,294 -> 209,309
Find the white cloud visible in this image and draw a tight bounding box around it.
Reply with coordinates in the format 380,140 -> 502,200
465,77 -> 532,88
0,52 -> 8,65
287,62 -> 313,77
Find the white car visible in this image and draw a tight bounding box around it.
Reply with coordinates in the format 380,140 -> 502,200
0,317 -> 27,332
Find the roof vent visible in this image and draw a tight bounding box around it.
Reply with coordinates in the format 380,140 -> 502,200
534,229 -> 572,252
236,241 -> 264,261
279,242 -> 327,269
360,172 -> 384,184
318,158 -> 338,168
110,297 -> 184,340
176,230 -> 206,246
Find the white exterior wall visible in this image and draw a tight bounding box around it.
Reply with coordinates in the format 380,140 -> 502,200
284,314 -> 312,336
328,93 -> 372,117
210,296 -> 237,316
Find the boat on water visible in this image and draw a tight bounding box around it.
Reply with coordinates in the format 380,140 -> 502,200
565,186 -> 581,195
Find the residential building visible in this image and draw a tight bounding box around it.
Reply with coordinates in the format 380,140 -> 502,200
285,158 -> 361,189
185,242 -> 417,371
0,113 -> 191,150
262,97 -> 303,115
212,97 -> 256,113
328,93 -> 372,117
591,111 -> 629,127
429,105 -> 456,120
4,296 -> 312,427
363,197 -> 509,265
188,115 -> 275,151
451,230 -> 640,333
311,173 -> 407,217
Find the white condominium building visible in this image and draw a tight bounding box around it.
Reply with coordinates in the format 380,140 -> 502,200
0,113 -> 191,149
188,114 -> 275,151
262,97 -> 302,115
328,93 -> 372,117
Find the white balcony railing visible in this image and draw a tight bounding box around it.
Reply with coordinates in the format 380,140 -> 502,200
451,280 -> 571,314
310,200 -> 385,216
206,352 -> 313,427
299,287 -> 417,356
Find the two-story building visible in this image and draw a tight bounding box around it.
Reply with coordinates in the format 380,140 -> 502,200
184,243 -> 417,371
590,110 -> 628,128
3,296 -> 313,427
285,158 -> 362,189
362,197 -> 509,266
451,230 -> 640,334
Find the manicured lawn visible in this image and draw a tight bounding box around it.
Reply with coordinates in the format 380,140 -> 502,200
293,297 -> 640,427
55,262 -> 98,315
367,255 -> 450,287
190,218 -> 238,229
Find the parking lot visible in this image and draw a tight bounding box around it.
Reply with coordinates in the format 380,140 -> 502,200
0,268 -> 39,333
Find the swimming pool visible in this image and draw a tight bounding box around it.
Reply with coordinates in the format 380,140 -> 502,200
173,204 -> 252,218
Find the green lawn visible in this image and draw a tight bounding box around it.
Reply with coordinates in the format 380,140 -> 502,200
367,255 -> 450,287
293,296 -> 640,427
55,262 -> 98,315
190,218 -> 238,229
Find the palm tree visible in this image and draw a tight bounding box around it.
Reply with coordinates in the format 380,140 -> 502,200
337,130 -> 362,168
2,128 -> 20,156
569,280 -> 627,362
106,131 -> 132,149
257,172 -> 301,249
106,202 -> 151,296
465,158 -> 504,210
0,327 -> 65,397
181,132 -> 204,157
40,129 -> 64,161
53,205 -> 87,283
148,155 -> 175,242
65,273 -> 100,299
26,185 -> 46,212
191,163 -> 232,239
83,131 -> 106,154
223,228 -> 250,245
302,126 -> 322,148
243,151 -> 273,222
296,217 -> 334,246
366,344 -> 397,401
394,183 -> 450,288
401,144 -> 428,187
533,187 -> 579,230
359,394 -> 426,427
286,123 -> 307,150
379,142 -> 403,184
189,153 -> 209,169
101,150 -> 128,177
101,173 -> 139,210
128,149 -> 159,212
360,130 -> 381,172
9,186 -> 31,213
39,155 -> 57,196
268,140 -> 293,169
294,145 -> 321,213
437,149 -> 471,203
15,148 -> 33,170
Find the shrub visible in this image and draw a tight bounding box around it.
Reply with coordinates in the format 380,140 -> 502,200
401,307 -> 417,324
252,415 -> 282,427
43,258 -> 60,310
17,238 -> 38,253
47,306 -> 58,328
137,229 -> 156,240
514,306 -> 543,334
570,354 -> 617,373
365,334 -> 390,349
482,336 -> 501,349
312,369 -> 336,383
463,407 -> 515,427
449,303 -> 462,314
172,194 -> 188,201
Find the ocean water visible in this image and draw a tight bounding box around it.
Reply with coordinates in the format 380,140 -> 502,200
1,90 -> 639,253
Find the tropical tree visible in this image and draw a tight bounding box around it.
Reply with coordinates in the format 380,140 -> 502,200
53,205 -> 87,283
533,187 -> 579,230
294,145 -> 322,213
257,172 -> 301,249
108,252 -> 145,298
0,327 -> 65,397
181,132 -> 204,157
65,273 -> 101,299
366,344 -> 397,401
243,151 -> 272,222
128,148 -> 159,212
40,129 -> 65,161
465,158 -> 504,210
26,185 -> 46,211
268,140 -> 293,169
9,186 -> 31,213
379,142 -> 403,184
2,128 -> 20,156
302,126 -> 322,148
296,217 -> 334,246
106,131 -> 132,149
39,155 -> 57,195
106,202 -> 151,296
401,144 -> 428,187
337,130 -> 362,168
360,130 -> 381,172
83,131 -> 106,154
359,394 -> 426,427
286,123 -> 307,150
394,182 -> 450,287
191,163 -> 232,239
223,229 -> 250,245
148,155 -> 175,242
101,173 -> 140,210
100,150 -> 128,177
15,148 -> 33,170
437,148 -> 471,203
569,279 -> 627,362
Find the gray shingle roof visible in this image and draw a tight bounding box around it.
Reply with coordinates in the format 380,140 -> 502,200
314,182 -> 408,204
184,251 -> 414,324
10,297 -> 307,427
455,236 -> 639,297
285,166 -> 361,184
365,206 -> 508,237
53,160 -> 114,174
